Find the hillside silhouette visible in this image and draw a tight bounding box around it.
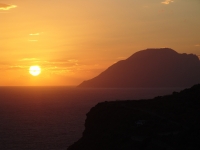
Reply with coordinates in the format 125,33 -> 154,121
68,84 -> 200,150
78,48 -> 200,88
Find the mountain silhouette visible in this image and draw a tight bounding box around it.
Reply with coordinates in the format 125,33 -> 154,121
78,48 -> 200,87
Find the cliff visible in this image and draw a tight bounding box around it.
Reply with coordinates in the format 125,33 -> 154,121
68,84 -> 200,150
78,48 -> 200,88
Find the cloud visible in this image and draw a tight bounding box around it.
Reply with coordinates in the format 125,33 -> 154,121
9,65 -> 25,70
0,3 -> 17,10
19,58 -> 39,61
17,58 -> 80,74
28,33 -> 43,41
0,58 -> 79,74
161,0 -> 174,5
29,33 -> 40,36
0,64 -> 27,71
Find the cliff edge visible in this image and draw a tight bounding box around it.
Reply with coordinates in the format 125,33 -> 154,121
78,48 -> 200,88
68,84 -> 200,150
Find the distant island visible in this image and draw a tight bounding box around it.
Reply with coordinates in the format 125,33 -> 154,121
68,84 -> 200,150
78,48 -> 200,88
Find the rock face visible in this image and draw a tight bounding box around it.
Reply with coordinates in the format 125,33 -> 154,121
78,48 -> 200,88
68,84 -> 200,150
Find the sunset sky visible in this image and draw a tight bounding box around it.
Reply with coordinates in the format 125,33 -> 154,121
1,0 -> 200,86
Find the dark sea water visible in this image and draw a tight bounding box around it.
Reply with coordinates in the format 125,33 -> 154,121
0,86 -> 185,150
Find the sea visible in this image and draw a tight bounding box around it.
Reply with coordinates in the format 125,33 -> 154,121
0,86 -> 185,150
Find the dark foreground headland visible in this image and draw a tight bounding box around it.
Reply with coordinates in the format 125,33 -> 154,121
78,48 -> 200,88
68,84 -> 200,150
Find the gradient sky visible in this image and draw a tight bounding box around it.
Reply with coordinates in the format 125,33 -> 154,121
0,0 -> 200,86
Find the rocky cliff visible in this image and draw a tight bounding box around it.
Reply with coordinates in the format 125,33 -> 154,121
78,48 -> 200,88
68,84 -> 200,150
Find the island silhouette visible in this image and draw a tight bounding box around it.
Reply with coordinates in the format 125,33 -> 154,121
68,84 -> 200,150
78,48 -> 200,88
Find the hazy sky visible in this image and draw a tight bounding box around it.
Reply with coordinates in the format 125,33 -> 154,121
0,0 -> 200,86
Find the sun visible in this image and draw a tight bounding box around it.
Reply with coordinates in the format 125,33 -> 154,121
29,66 -> 41,76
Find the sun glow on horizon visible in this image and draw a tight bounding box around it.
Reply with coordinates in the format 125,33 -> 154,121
29,66 -> 41,76
0,0 -> 199,86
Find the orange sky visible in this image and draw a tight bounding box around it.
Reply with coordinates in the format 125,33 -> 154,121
0,0 -> 200,86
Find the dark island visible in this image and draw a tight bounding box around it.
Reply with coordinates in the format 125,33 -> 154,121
68,84 -> 200,150
78,48 -> 200,88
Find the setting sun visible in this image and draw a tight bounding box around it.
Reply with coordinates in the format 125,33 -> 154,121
29,66 -> 41,76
